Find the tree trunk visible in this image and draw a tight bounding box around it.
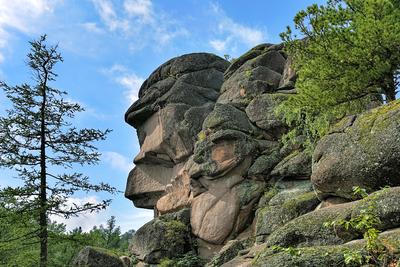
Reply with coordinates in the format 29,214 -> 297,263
384,73 -> 397,102
39,74 -> 48,267
385,90 -> 396,102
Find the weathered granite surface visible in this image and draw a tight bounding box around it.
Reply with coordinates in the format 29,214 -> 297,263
123,45 -> 400,266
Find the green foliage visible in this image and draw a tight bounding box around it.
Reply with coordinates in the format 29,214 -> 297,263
129,255 -> 139,267
0,208 -> 135,266
324,186 -> 387,265
89,216 -> 123,250
271,245 -> 302,257
244,69 -> 253,78
164,219 -> 188,249
278,0 -> 400,151
197,131 -> 206,141
343,248 -> 366,265
159,252 -> 205,267
165,220 -> 187,237
0,35 -> 116,266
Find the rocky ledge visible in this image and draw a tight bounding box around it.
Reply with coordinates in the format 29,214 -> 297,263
118,44 -> 400,267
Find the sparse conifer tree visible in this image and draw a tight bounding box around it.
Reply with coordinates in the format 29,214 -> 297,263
0,35 -> 116,267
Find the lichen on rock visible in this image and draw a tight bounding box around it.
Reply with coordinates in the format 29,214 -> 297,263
122,44 -> 400,267
312,100 -> 400,199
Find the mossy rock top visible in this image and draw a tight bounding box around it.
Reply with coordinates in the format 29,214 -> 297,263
312,100 -> 400,199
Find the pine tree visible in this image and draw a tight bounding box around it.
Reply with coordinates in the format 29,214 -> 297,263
277,0 -> 400,150
0,35 -> 116,267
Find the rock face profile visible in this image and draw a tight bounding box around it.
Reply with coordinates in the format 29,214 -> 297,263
124,53 -> 229,210
123,45 -> 400,266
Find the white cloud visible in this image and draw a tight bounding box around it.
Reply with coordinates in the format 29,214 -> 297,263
0,0 -> 61,63
102,151 -> 133,173
102,64 -> 144,103
117,74 -> 144,103
209,39 -> 228,52
50,195 -> 153,232
81,22 -> 104,34
118,209 -> 153,232
208,3 -> 266,54
91,0 -> 129,32
50,195 -> 109,232
90,0 -> 188,51
0,0 -> 57,32
124,0 -> 153,23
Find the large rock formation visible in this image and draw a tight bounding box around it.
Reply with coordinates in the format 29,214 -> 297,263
129,209 -> 192,264
72,246 -> 126,267
124,53 -> 230,264
187,44 -> 310,252
124,53 -> 229,210
123,45 -> 400,266
225,227 -> 400,267
312,100 -> 400,199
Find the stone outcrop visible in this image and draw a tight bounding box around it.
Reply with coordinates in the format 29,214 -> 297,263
265,187 -> 400,248
123,44 -> 400,266
312,100 -> 400,199
124,53 -> 229,209
129,209 -> 192,264
72,246 -> 126,267
225,228 -> 400,267
255,180 -> 319,243
187,44 -> 310,253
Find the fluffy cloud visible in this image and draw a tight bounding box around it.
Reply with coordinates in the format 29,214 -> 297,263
91,0 -> 129,32
91,0 -> 188,51
208,3 -> 267,55
0,0 -> 61,63
117,74 -> 144,103
50,195 -> 109,232
102,64 -> 144,103
118,209 -> 154,232
124,0 -> 153,23
102,151 -> 134,173
50,195 -> 153,232
209,39 -> 228,52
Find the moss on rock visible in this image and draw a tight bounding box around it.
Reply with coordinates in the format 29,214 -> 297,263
265,187 -> 400,249
312,100 -> 400,199
255,190 -> 320,243
130,209 -> 192,264
72,246 -> 125,267
253,228 -> 400,267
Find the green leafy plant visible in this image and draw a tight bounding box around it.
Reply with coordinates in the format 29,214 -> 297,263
244,69 -> 252,78
271,245 -> 301,257
197,131 -> 206,141
342,248 -> 367,266
277,0 -> 400,151
324,186 -> 386,265
129,255 -> 139,267
159,252 -> 205,267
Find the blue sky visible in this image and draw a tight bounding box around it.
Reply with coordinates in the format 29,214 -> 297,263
0,0 -> 326,233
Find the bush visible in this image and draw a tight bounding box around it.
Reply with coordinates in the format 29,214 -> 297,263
159,252 -> 205,267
